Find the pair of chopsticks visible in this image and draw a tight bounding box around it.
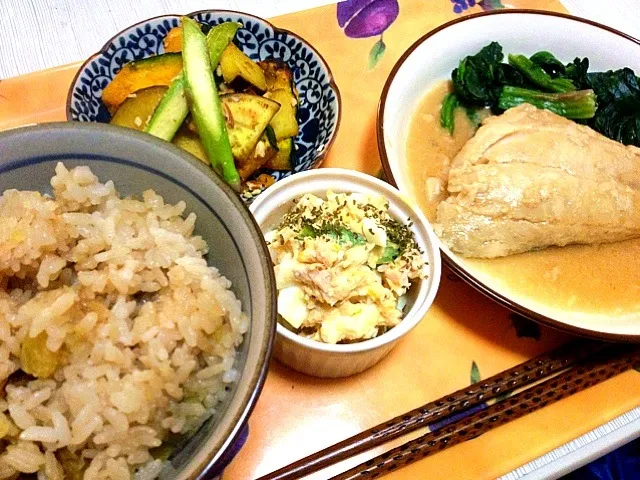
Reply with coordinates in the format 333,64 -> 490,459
257,340 -> 640,480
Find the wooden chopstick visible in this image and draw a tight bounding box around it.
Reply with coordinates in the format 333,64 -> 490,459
257,340 -> 608,480
330,343 -> 640,480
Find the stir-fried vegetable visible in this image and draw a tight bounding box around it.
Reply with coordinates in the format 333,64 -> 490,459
106,20 -> 301,188
146,22 -> 240,144
207,22 -> 241,70
182,16 -> 241,190
102,53 -> 183,114
145,73 -> 189,141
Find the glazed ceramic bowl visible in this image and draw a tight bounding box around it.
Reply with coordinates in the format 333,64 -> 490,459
249,168 -> 441,378
378,10 -> 640,340
66,9 -> 341,198
0,123 -> 277,479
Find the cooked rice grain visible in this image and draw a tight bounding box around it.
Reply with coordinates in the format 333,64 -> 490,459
0,163 -> 248,479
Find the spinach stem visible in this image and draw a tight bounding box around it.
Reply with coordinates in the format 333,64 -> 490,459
508,54 -> 576,93
498,86 -> 597,119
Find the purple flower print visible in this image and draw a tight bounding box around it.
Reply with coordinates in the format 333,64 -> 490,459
452,0 -> 505,14
337,0 -> 399,69
451,0 -> 476,14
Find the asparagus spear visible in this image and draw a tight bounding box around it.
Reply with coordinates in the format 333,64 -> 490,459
207,22 -> 241,68
145,22 -> 240,144
182,16 -> 240,190
145,73 -> 189,141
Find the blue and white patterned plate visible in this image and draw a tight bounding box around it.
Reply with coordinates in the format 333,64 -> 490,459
66,10 -> 341,201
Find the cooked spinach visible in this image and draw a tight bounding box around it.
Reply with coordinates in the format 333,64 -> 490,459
530,51 -> 566,78
447,42 -> 640,146
451,41 -> 505,108
498,87 -> 596,120
588,68 -> 640,146
440,93 -> 459,134
565,57 -> 590,89
507,54 -> 576,93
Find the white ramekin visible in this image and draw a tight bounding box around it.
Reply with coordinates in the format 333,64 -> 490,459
249,168 -> 441,378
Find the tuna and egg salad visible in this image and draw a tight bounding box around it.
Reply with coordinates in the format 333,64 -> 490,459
265,192 -> 426,344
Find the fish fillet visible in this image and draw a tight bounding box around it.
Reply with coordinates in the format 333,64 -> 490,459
435,104 -> 640,258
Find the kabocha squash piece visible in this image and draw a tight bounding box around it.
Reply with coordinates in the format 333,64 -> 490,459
220,93 -> 280,160
102,53 -> 183,114
173,124 -> 208,163
263,137 -> 294,170
145,73 -> 189,141
182,16 -> 241,190
259,60 -> 294,91
164,26 -> 183,52
109,86 -> 168,130
238,137 -> 277,180
219,43 -> 267,91
266,88 -> 299,140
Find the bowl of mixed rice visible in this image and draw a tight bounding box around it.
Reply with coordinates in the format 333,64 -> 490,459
0,123 -> 276,480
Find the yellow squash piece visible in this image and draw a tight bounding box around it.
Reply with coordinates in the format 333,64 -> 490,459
172,124 -> 208,163
238,136 -> 277,180
221,93 -> 280,160
219,43 -> 267,91
164,26 -> 183,52
102,53 -> 183,114
263,137 -> 294,170
109,86 -> 168,130
266,88 -> 299,140
259,60 -> 294,91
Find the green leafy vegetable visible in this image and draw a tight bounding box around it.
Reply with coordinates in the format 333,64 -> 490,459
451,41 -> 505,108
498,86 -> 597,119
440,93 -> 459,134
507,54 -> 576,93
587,68 -> 640,146
377,242 -> 399,265
529,51 -> 566,78
448,42 -> 640,146
565,57 -> 590,89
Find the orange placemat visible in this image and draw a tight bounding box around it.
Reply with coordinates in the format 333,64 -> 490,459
2,1 -> 640,480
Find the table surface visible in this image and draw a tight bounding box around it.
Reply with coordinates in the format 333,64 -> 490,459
1,0 -> 640,79
2,2 -> 640,480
